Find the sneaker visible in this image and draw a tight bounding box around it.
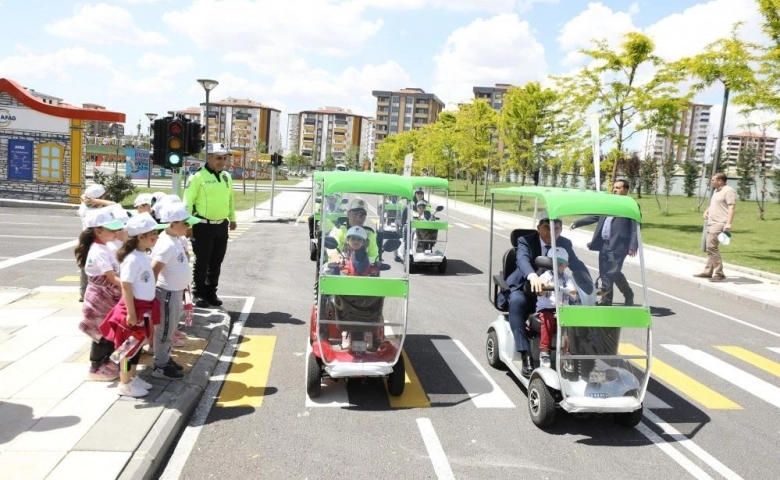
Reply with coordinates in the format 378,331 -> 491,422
152,363 -> 184,380
118,382 -> 148,398
168,358 -> 184,371
540,352 -> 551,368
693,272 -> 712,278
88,364 -> 119,381
341,331 -> 351,349
143,344 -> 154,356
172,335 -> 186,348
709,274 -> 726,282
132,376 -> 153,390
173,329 -> 186,339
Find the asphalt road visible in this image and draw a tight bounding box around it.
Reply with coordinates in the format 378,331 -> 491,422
1,205 -> 778,479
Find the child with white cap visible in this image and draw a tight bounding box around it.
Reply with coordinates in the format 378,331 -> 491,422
99,212 -> 168,397
149,202 -> 201,379
134,193 -> 154,215
535,247 -> 577,368
74,206 -> 125,381
77,184 -> 115,301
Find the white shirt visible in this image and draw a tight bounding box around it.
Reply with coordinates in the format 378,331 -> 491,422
151,232 -> 192,291
78,203 -> 94,229
535,270 -> 576,311
120,250 -> 156,301
85,242 -> 120,277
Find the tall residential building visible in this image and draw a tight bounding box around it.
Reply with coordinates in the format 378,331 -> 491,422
723,132 -> 777,169
82,103 -> 124,140
287,107 -> 367,164
371,88 -> 444,144
167,107 -> 202,123
473,83 -> 512,111
361,117 -> 376,165
645,103 -> 711,164
200,98 -> 282,153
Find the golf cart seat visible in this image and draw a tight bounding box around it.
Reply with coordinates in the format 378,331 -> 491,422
491,229 -> 536,312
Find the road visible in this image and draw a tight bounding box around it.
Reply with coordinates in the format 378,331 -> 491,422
1,204 -> 778,479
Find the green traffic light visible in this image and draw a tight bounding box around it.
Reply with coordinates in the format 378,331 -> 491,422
168,152 -> 182,166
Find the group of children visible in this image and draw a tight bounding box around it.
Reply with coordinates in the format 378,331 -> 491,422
76,186 -> 199,398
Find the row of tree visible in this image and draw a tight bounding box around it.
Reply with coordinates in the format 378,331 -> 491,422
374,1 -> 780,213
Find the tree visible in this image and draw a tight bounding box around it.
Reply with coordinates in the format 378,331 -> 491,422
415,111 -> 458,177
454,100 -> 498,199
657,153 -> 676,214
772,164 -> 780,203
735,146 -> 757,201
555,32 -> 687,184
639,155 -> 657,197
682,157 -> 700,197
615,151 -> 641,196
323,152 -> 336,171
344,145 -> 360,171
741,1 -> 780,127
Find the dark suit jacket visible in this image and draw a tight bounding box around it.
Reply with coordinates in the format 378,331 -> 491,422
506,232 -> 587,291
573,215 -> 638,255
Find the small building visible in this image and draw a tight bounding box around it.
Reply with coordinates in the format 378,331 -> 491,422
0,78 -> 125,204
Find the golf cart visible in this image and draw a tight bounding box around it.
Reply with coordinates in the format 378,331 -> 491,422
307,173 -> 413,398
485,186 -> 651,429
397,177 -> 450,274
309,171 -> 350,264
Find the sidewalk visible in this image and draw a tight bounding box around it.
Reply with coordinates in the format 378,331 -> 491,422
236,180 -> 311,224
433,193 -> 780,315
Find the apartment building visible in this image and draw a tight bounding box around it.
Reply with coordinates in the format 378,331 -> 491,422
81,103 -> 125,141
371,88 -> 444,144
723,132 -> 777,169
287,107 -> 367,164
26,88 -> 63,106
473,83 -> 512,111
361,117 -> 376,165
167,107 -> 202,123
645,103 -> 711,164
200,98 -> 282,153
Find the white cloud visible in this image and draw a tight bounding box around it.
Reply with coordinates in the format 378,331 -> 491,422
433,13 -> 547,105
44,3 -> 167,46
362,0 -> 558,13
137,53 -> 196,77
557,2 -> 638,66
0,47 -> 113,82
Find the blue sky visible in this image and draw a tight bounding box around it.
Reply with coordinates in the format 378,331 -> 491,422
0,0 -> 771,150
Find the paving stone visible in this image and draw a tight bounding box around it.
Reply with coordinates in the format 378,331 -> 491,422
46,451 -> 130,480
75,401 -> 163,452
0,451 -> 65,480
0,399 -> 59,452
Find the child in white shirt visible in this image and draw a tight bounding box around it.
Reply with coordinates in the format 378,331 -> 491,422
536,247 -> 577,368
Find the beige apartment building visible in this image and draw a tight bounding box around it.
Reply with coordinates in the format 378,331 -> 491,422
287,107 -> 371,165
723,132 -> 777,169
371,88 -> 444,144
645,103 -> 711,165
167,107 -> 202,123
199,98 -> 282,154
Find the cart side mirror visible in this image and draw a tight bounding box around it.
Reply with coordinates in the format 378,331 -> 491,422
315,198 -> 322,203
341,198 -> 349,204
534,256 -> 553,270
572,269 -> 594,295
435,205 -> 444,212
379,263 -> 392,271
382,239 -> 401,252
323,236 -> 339,250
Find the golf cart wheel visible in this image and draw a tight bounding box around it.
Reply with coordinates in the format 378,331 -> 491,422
528,377 -> 556,428
486,330 -> 506,370
437,257 -> 447,274
614,405 -> 643,428
306,352 -> 322,398
387,355 -> 406,396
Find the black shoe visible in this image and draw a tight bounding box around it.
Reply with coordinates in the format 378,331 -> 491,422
596,298 -> 613,306
194,297 -> 209,308
168,358 -> 184,371
152,362 -> 183,380
206,295 -> 223,307
521,352 -> 534,377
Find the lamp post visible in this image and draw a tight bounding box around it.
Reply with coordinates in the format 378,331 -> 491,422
196,79 -> 219,151
145,112 -> 157,188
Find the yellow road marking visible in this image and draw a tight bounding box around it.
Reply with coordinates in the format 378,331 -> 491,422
472,224 -> 488,231
387,351 -> 430,408
216,335 -> 276,408
56,276 -> 80,282
716,346 -> 780,377
619,343 -> 741,410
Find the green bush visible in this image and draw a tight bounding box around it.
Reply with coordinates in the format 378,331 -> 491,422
93,170 -> 137,203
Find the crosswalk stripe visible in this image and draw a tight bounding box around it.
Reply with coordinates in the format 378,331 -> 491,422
216,335 -> 276,408
56,276 -> 80,282
431,339 -> 514,408
387,351 -> 430,409
454,222 -> 471,229
768,347 -> 780,356
663,344 -> 780,409
619,343 -> 741,410
493,225 -> 506,231
472,224 -> 489,231
716,346 -> 780,377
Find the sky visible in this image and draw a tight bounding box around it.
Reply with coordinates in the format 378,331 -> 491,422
0,0 -> 774,153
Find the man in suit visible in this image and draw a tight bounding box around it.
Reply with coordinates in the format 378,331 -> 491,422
570,179 -> 637,306
506,212 -> 588,377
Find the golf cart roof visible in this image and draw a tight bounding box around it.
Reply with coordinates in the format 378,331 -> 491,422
490,186 -> 642,222
323,172 -> 415,198
410,176 -> 449,191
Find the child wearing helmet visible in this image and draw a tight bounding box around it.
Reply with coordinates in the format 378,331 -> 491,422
535,247 -> 578,368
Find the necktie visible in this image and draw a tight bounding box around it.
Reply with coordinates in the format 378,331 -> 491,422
543,244 -> 550,256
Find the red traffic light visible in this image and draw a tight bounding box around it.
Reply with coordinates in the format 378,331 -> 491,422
169,121 -> 183,135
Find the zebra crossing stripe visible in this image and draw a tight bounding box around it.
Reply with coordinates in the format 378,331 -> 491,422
454,222 -> 471,229
716,346 -> 780,377
768,347 -> 780,356
663,344 -> 780,409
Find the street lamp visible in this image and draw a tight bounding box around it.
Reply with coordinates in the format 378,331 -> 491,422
197,79 -> 219,151
145,112 -> 158,188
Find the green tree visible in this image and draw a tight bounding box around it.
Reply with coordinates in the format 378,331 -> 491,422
323,152 -> 336,171
735,146 -> 756,201
555,32 -> 687,184
682,157 -> 700,197
740,1 -> 780,126
639,155 -> 657,197
619,152 -> 642,197
772,164 -> 780,203
415,111 -> 458,177
454,100 -> 498,199
657,153 -> 676,214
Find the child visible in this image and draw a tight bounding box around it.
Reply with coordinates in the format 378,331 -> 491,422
134,193 -> 154,215
338,226 -> 376,350
99,213 -> 168,397
77,184 -> 115,302
150,202 -> 200,379
74,206 -> 125,381
535,247 -> 577,368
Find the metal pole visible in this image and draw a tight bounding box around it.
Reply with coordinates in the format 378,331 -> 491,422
147,124 -> 152,188
204,90 -> 210,149
242,144 -> 247,194
270,163 -> 276,217
172,169 -> 181,198
253,154 -> 259,218
701,84 -> 730,251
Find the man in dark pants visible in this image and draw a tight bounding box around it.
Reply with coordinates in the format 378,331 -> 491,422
570,179 -> 637,306
185,143 -> 237,308
505,212 -> 587,376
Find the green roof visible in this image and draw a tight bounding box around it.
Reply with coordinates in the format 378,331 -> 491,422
410,176 -> 449,191
323,172 -> 415,197
489,186 -> 642,222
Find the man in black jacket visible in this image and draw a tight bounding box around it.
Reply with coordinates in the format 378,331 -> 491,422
570,179 -> 637,306
505,212 -> 587,376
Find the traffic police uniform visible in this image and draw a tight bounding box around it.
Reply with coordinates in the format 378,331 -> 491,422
185,143 -> 236,304
329,198 -> 379,263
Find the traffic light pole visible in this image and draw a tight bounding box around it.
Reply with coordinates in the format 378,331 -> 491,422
270,164 -> 276,217
171,169 -> 182,199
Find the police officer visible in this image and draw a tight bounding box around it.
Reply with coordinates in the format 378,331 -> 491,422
185,143 -> 236,308
329,198 -> 379,263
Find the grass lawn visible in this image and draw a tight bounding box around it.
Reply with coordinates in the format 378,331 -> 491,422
448,179 -> 780,275
121,187 -> 271,211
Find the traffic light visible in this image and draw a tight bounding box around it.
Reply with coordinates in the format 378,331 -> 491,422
166,119 -> 186,169
151,118 -> 168,166
185,120 -> 204,156
270,153 -> 284,167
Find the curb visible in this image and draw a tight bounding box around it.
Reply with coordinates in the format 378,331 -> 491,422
117,308 -> 232,480
247,191 -> 311,224
0,198 -> 78,210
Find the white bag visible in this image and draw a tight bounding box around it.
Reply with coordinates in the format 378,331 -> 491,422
718,231 -> 732,245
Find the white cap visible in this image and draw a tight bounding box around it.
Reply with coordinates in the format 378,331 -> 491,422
133,193 -> 153,207
160,202 -> 200,225
416,200 -> 428,207
151,191 -> 166,204
107,204 -> 130,225
348,197 -> 367,213
152,194 -> 181,218
125,212 -> 168,236
547,246 -> 569,263
207,143 -> 231,155
84,205 -> 125,230
346,226 -> 367,240
84,184 -> 106,199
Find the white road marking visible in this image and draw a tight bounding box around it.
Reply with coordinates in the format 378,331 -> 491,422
663,344 -> 780,409
0,240 -> 77,271
0,235 -> 75,240
643,392 -> 672,409
644,410 -> 743,480
768,347 -> 780,356
634,420 -> 713,480
159,296 -> 255,480
454,222 -> 471,229
304,340 -> 350,407
0,257 -> 73,262
416,418 -> 455,480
